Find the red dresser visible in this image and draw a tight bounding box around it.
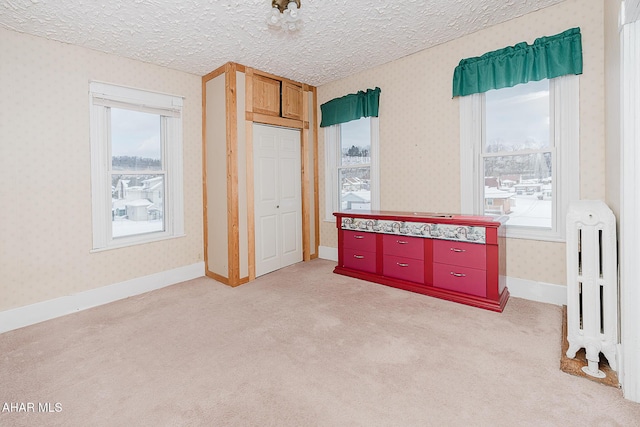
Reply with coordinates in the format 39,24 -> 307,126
334,210 -> 509,312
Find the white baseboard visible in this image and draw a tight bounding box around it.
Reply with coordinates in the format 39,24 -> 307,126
0,262 -> 205,334
506,276 -> 566,306
319,245 -> 565,306
318,245 -> 338,261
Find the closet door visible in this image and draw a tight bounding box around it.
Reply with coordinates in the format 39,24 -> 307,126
253,124 -> 302,276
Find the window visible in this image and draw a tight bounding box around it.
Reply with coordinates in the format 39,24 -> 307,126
460,76 -> 579,241
90,82 -> 185,250
325,117 -> 380,220
484,80 -> 552,227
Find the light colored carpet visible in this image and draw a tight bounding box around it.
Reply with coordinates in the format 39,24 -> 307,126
1,259 -> 639,426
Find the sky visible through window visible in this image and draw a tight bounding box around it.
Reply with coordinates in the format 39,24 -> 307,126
341,117 -> 370,151
111,108 -> 161,161
485,79 -> 550,151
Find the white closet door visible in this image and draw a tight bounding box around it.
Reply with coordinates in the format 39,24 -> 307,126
254,124 -> 302,277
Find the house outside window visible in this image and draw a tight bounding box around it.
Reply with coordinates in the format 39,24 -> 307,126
90,82 -> 185,250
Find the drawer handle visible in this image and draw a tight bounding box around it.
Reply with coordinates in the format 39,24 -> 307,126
354,235 -> 365,239
353,255 -> 365,259
450,272 -> 466,277
397,262 -> 409,267
450,248 -> 466,253
396,240 -> 408,244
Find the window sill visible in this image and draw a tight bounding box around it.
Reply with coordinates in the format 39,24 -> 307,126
504,227 -> 565,243
90,233 -> 186,253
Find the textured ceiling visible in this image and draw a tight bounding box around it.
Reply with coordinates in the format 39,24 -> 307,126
0,0 -> 565,86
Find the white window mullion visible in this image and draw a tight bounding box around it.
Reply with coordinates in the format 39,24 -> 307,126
482,148 -> 553,158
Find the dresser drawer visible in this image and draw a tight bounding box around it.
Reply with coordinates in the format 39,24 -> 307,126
383,255 -> 424,284
433,240 -> 486,270
343,230 -> 377,252
382,234 -> 424,260
343,248 -> 377,273
433,263 -> 487,297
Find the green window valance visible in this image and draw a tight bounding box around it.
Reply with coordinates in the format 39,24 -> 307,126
320,87 -> 381,127
452,27 -> 583,98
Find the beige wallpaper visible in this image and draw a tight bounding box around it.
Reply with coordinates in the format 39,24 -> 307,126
318,0 -> 606,286
0,28 -> 203,311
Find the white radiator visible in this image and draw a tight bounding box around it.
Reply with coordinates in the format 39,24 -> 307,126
566,200 -> 618,377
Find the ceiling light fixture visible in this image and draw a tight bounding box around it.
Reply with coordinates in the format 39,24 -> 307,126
267,0 -> 302,32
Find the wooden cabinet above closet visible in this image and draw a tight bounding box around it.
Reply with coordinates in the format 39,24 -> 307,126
252,71 -> 303,121
282,81 -> 303,120
253,74 -> 281,116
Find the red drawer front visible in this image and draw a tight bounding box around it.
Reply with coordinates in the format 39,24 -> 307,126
382,234 -> 424,260
343,248 -> 377,273
433,240 -> 486,270
383,255 -> 424,284
343,230 -> 377,252
433,263 -> 487,297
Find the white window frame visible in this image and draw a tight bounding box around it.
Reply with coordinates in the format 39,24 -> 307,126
89,81 -> 185,251
324,117 -> 380,221
460,75 -> 580,241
